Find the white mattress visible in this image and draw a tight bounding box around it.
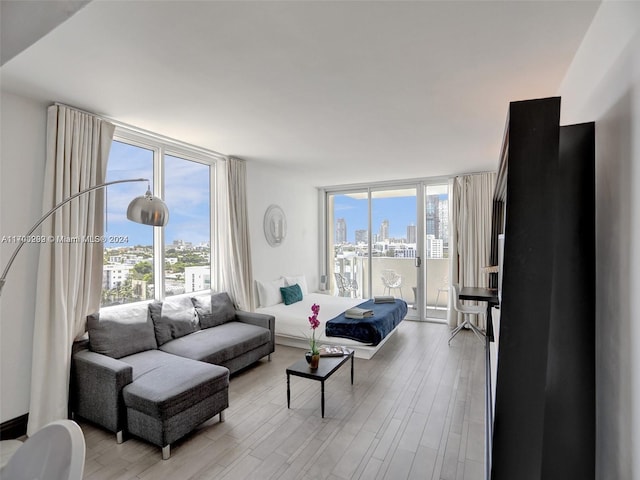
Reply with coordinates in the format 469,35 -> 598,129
256,293 -> 369,346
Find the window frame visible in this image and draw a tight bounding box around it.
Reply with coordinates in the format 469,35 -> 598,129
320,176 -> 451,321
105,126 -> 220,303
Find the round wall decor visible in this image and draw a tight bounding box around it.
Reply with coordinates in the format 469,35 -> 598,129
263,204 -> 286,247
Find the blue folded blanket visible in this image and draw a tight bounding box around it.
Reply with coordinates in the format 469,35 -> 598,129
325,299 -> 408,345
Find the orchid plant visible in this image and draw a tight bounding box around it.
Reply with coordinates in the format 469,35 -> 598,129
308,303 -> 321,356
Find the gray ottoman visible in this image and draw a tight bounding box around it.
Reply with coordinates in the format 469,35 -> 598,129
122,353 -> 229,459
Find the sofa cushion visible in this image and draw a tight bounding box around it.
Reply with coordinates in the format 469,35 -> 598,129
87,303 -> 157,359
159,322 -> 270,366
192,292 -> 236,329
149,296 -> 199,346
119,349 -> 178,381
121,350 -> 229,420
280,284 -> 303,305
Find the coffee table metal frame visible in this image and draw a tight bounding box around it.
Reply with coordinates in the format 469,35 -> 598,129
286,350 -> 355,418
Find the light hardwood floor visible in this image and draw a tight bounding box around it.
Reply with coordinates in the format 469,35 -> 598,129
80,320 -> 485,480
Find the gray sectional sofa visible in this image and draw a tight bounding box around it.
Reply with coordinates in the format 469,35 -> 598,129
71,291 -> 275,459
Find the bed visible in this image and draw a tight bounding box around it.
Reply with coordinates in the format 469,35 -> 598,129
255,291 -> 407,359
325,297 -> 408,346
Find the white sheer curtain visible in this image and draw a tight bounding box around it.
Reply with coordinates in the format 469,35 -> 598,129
217,157 -> 254,311
448,172 -> 496,330
28,105 -> 115,435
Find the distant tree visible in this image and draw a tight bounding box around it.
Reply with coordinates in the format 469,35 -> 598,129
172,262 -> 186,274
133,261 -> 153,278
179,253 -> 207,265
102,279 -> 136,306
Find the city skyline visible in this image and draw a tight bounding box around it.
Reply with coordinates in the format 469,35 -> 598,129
333,192 -> 448,244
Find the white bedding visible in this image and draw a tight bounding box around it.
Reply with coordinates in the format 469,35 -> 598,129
255,293 -> 368,346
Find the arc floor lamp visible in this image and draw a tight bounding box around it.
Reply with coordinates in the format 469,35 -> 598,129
0,178 -> 169,296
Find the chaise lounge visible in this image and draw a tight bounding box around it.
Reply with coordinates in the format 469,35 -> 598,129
71,291 -> 275,459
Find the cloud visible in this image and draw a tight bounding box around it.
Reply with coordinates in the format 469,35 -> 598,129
105,141 -> 213,245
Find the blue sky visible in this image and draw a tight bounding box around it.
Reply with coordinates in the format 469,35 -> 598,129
105,141 -> 210,247
333,193 -> 418,243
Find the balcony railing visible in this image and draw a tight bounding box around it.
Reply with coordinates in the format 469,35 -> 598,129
332,255 -> 449,319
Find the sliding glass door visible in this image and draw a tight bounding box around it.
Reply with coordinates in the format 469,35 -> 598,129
370,187 -> 419,319
424,184 -> 450,321
326,191 -> 369,299
325,181 -> 450,322
326,185 -> 420,320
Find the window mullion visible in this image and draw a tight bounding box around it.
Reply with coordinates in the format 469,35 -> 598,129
154,147 -> 165,300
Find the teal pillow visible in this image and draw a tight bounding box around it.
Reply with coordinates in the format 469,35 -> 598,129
280,284 -> 303,305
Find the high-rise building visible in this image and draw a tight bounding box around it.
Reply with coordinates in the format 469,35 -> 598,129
355,229 -> 368,244
426,195 -> 441,239
336,218 -> 347,243
426,234 -> 445,259
426,193 -> 450,254
407,224 -> 417,243
438,198 -> 449,246
380,219 -> 389,241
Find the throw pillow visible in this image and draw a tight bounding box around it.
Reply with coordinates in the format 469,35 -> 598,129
284,274 -> 308,295
193,291 -> 237,328
87,303 -> 157,359
191,293 -> 212,325
256,277 -> 285,307
280,284 -> 303,305
149,295 -> 199,346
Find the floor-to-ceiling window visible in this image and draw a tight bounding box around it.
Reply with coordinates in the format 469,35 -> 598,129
424,183 -> 450,321
163,154 -> 211,297
327,191 -> 368,299
324,180 -> 450,322
371,187 -> 418,318
101,130 -> 216,306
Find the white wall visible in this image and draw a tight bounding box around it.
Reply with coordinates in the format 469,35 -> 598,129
558,2 -> 640,479
246,162 -> 320,304
0,91 -> 48,423
0,94 -> 321,425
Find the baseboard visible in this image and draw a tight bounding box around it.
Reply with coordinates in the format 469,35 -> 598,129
0,414 -> 28,440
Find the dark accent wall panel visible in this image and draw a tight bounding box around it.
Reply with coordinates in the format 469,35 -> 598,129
491,98 -> 595,480
491,97 -> 561,480
541,122 -> 596,479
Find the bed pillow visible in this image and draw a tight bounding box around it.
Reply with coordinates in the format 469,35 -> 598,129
192,291 -> 237,328
256,278 -> 285,307
87,303 -> 157,359
280,284 -> 303,305
284,274 -> 308,295
149,295 -> 199,346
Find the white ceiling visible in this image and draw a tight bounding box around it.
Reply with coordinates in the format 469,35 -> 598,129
0,0 -> 600,186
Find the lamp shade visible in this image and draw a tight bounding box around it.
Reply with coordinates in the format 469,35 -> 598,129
127,188 -> 169,226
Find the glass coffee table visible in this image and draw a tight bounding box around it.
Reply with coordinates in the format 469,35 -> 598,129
286,349 -> 355,418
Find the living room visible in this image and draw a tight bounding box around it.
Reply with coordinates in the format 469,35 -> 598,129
1,1 -> 639,479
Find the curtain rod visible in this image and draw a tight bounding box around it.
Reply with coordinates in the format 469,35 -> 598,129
53,102 -> 229,161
